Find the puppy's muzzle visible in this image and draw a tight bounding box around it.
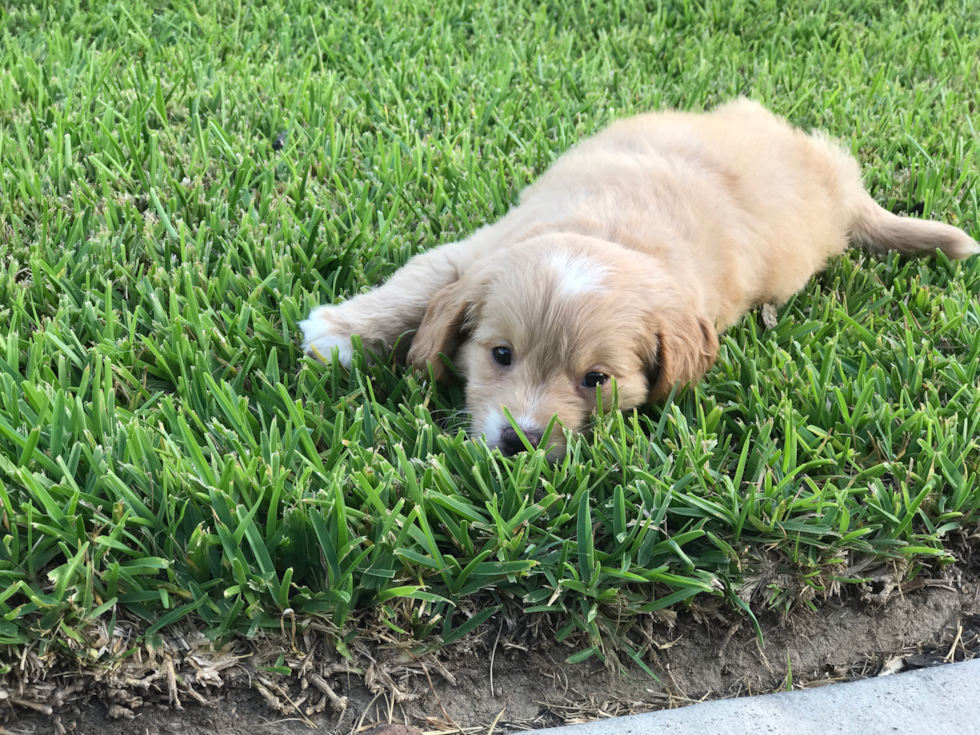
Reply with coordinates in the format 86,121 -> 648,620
499,426 -> 542,456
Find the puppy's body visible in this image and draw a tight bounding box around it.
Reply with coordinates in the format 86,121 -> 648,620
301,100 -> 978,455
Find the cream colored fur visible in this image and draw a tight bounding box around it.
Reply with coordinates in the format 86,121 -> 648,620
300,99 -> 979,456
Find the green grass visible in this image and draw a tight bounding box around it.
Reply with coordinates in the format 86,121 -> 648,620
1,0 -> 979,668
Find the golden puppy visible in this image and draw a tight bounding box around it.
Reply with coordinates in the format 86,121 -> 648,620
300,99 -> 978,456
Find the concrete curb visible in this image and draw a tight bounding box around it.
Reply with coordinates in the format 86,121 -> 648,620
525,658 -> 979,735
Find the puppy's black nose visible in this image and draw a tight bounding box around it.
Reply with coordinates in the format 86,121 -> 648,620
499,427 -> 542,456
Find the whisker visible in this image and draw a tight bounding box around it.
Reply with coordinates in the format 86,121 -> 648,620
432,408 -> 472,433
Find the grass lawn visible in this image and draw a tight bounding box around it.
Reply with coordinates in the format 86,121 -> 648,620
1,0 -> 979,674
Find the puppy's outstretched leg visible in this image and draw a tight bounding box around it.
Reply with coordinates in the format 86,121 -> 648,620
848,194 -> 980,260
299,238 -> 483,367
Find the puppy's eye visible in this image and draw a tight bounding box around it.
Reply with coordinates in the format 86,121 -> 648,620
491,347 -> 512,366
583,372 -> 609,388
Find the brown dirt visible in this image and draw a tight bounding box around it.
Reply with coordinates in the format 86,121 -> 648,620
4,572 -> 978,735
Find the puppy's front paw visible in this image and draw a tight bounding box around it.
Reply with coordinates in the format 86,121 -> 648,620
299,305 -> 355,368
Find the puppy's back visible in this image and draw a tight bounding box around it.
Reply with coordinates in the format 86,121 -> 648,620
513,99 -> 976,327
516,99 -> 850,324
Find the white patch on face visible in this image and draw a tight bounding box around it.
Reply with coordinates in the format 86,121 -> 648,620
299,305 -> 355,367
480,404 -> 545,449
549,252 -> 610,296
514,392 -> 543,432
482,393 -> 551,450
481,408 -> 508,449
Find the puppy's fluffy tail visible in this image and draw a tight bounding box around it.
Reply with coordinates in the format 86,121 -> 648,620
848,195 -> 979,260
809,130 -> 979,260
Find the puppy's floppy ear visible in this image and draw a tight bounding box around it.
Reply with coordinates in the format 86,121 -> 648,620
406,277 -> 478,382
644,311 -> 719,402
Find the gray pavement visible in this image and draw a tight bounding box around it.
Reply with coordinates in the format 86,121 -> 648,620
526,658 -> 980,735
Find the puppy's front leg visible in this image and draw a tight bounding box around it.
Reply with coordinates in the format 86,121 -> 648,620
300,238 -> 480,367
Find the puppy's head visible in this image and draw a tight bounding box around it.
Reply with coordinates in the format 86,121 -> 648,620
407,236 -> 717,457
